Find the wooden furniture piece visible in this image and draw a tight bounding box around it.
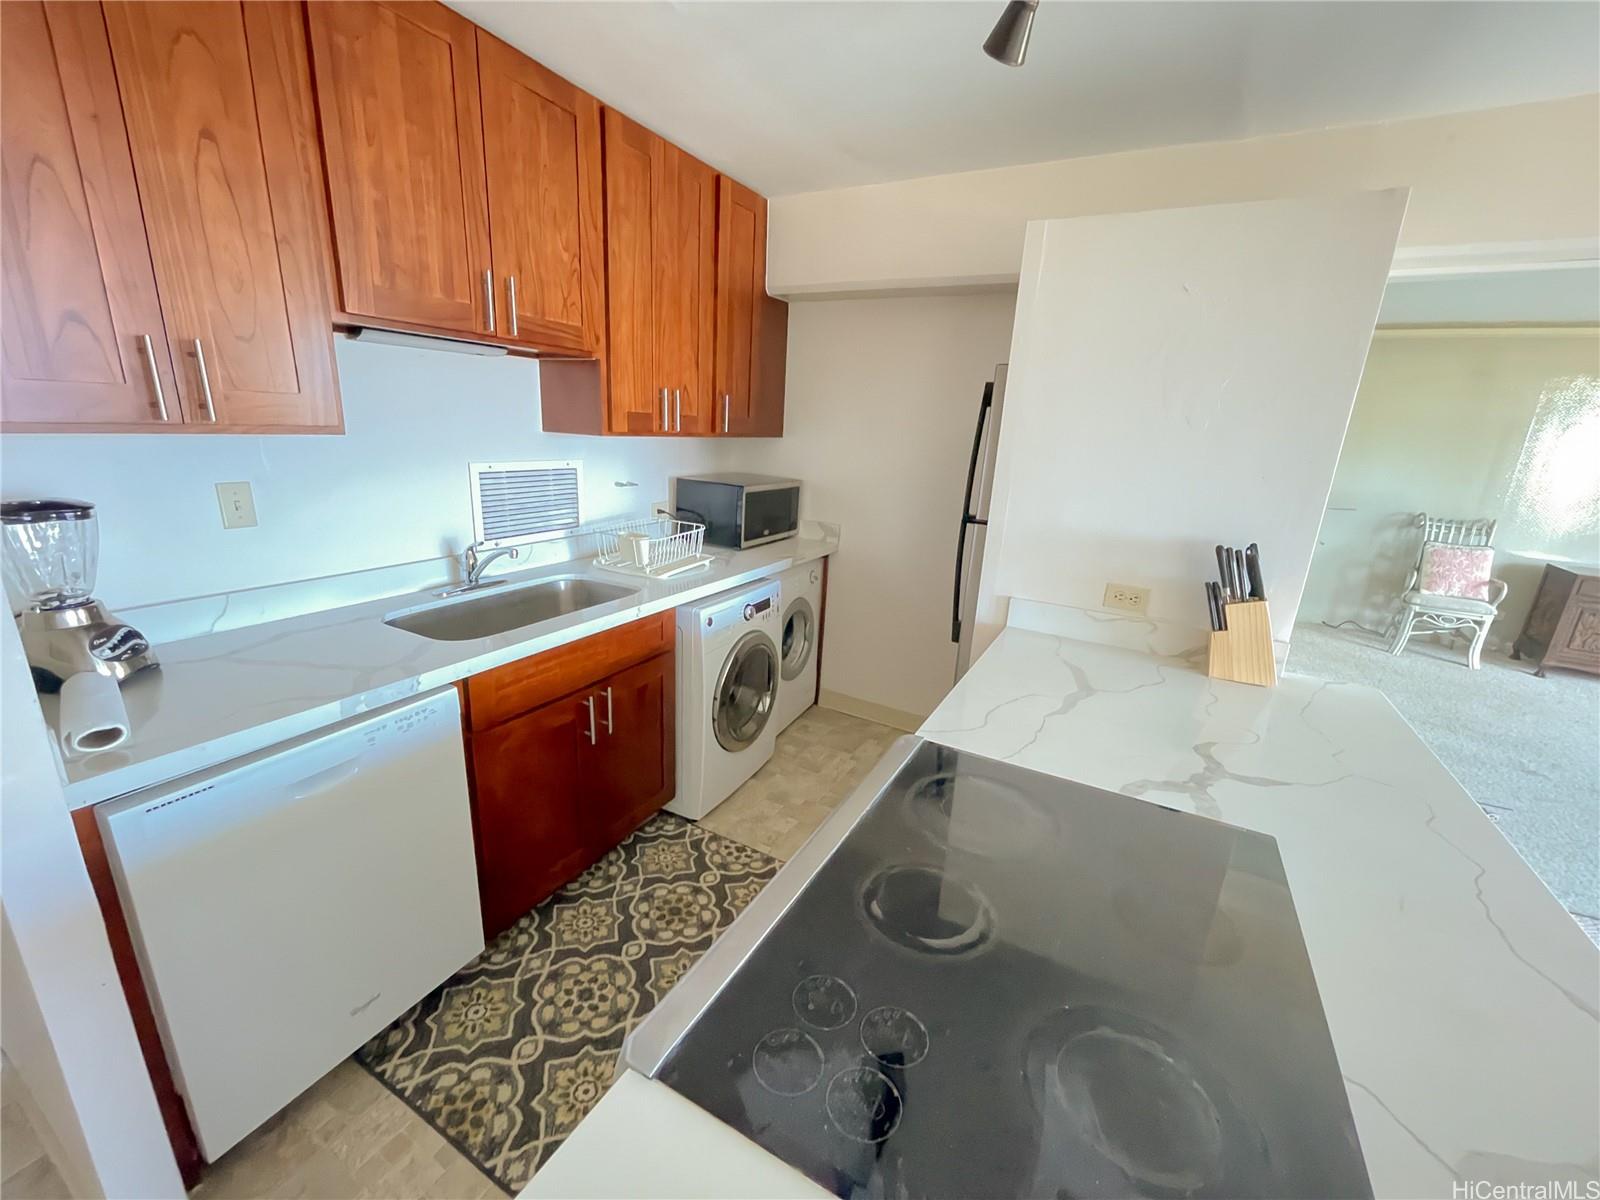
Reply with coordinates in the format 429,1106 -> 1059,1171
1388,514 -> 1508,670
1512,564 -> 1600,678
306,1 -> 605,356
2,0 -> 341,433
1208,598 -> 1276,687
461,611 -> 676,938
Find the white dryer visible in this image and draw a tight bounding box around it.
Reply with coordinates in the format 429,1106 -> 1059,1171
669,578 -> 782,820
772,559 -> 822,734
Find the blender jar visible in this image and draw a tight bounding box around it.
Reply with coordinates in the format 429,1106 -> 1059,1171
2,499 -> 99,612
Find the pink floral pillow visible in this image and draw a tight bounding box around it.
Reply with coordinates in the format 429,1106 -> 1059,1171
1418,542 -> 1494,599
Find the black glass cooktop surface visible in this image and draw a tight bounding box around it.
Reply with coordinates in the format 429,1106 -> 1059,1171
650,739 -> 1371,1199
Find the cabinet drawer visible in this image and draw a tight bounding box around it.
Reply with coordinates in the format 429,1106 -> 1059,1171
465,609 -> 673,731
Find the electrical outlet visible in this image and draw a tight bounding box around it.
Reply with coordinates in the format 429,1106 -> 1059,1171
215,481 -> 258,529
1103,582 -> 1150,613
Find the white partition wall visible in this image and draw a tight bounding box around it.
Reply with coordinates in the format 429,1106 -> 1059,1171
972,189 -> 1408,661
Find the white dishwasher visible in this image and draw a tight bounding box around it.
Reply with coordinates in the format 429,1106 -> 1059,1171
97,687 -> 483,1162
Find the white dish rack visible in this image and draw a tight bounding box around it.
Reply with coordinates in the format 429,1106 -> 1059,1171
593,516 -> 714,579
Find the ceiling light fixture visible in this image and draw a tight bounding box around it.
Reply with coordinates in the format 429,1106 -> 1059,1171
983,0 -> 1039,67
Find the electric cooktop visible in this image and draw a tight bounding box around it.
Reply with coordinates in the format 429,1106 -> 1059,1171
627,737 -> 1371,1200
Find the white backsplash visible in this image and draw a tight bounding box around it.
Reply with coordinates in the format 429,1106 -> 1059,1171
0,336 -> 736,615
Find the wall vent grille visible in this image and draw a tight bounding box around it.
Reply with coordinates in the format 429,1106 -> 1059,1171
469,461 -> 583,548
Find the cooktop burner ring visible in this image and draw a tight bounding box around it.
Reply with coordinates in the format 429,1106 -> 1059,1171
825,1066 -> 903,1144
859,1005 -> 929,1069
751,1028 -> 825,1097
1025,1004 -> 1245,1197
860,863 -> 996,957
903,770 -> 1058,860
792,974 -> 857,1030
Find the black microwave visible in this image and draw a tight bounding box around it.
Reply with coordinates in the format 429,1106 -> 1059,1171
674,474 -> 801,549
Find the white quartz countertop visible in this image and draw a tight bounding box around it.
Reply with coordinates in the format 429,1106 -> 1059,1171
921,625 -> 1599,1198
50,536 -> 834,809
527,623 -> 1598,1200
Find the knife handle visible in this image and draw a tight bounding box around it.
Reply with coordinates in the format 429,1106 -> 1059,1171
1245,543 -> 1265,600
1236,549 -> 1248,601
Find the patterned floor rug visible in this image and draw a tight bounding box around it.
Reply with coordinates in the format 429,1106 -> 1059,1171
355,812 -> 780,1194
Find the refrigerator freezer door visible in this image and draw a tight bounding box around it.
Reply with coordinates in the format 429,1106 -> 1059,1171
97,688 -> 483,1161
954,365 -> 1008,679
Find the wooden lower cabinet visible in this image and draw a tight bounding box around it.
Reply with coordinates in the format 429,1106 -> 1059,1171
464,616 -> 676,939
590,652 -> 675,851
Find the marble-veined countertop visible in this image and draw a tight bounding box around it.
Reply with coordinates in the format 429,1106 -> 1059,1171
48,535 -> 834,809
920,623 -> 1599,1198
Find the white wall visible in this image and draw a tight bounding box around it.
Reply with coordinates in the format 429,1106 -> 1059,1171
1,617 -> 183,1199
1299,328 -> 1600,644
732,293 -> 1017,723
975,190 -> 1407,658
768,95 -> 1600,295
0,338 -> 729,611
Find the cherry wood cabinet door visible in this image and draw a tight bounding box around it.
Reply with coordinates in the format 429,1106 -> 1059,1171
478,33 -> 603,356
468,695 -> 589,940
602,109 -> 661,434
1,1 -> 180,429
586,651 -> 675,852
713,176 -> 766,437
651,138 -> 716,435
307,0 -> 492,336
104,1 -> 340,430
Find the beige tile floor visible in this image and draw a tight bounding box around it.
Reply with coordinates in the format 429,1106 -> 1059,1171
59,706 -> 895,1200
2,1058 -> 71,1200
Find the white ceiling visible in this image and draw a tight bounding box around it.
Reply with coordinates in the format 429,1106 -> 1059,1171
450,1 -> 1600,197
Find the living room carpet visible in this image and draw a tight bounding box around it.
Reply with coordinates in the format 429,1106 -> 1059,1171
356,812 -> 779,1194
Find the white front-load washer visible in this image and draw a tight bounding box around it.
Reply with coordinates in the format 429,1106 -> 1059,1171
668,578 -> 782,820
772,560 -> 822,735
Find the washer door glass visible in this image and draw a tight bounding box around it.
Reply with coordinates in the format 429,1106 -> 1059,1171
715,631 -> 778,751
780,597 -> 815,682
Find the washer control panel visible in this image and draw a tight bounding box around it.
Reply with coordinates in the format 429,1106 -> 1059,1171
701,580 -> 781,636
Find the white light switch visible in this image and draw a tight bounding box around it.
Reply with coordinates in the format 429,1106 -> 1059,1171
216,482 -> 258,529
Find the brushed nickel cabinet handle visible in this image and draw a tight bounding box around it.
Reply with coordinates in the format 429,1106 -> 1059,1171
141,334 -> 169,421
602,686 -> 614,735
192,338 -> 217,422
483,268 -> 496,334
722,392 -> 730,434
582,695 -> 596,744
506,275 -> 518,338
674,389 -> 682,433
659,387 -> 668,432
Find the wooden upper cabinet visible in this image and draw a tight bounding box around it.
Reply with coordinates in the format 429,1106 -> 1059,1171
712,176 -> 786,438
1,2 -> 179,429
603,109 -> 660,434
477,32 -> 604,355
307,0 -> 492,335
596,110 -> 715,436
652,138 -> 716,435
104,1 -> 340,430
714,176 -> 764,436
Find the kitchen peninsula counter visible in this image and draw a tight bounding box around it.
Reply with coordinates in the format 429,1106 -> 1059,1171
526,617 -> 1599,1200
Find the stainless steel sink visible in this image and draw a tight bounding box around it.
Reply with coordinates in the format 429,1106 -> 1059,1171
384,577 -> 638,641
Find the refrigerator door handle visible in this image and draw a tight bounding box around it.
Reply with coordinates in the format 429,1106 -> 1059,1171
952,382 -> 995,644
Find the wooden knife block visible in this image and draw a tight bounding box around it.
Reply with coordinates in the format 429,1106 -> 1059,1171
1208,599 -> 1276,687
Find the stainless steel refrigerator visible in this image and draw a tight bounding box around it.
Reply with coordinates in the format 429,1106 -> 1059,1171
952,363 -> 1007,680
